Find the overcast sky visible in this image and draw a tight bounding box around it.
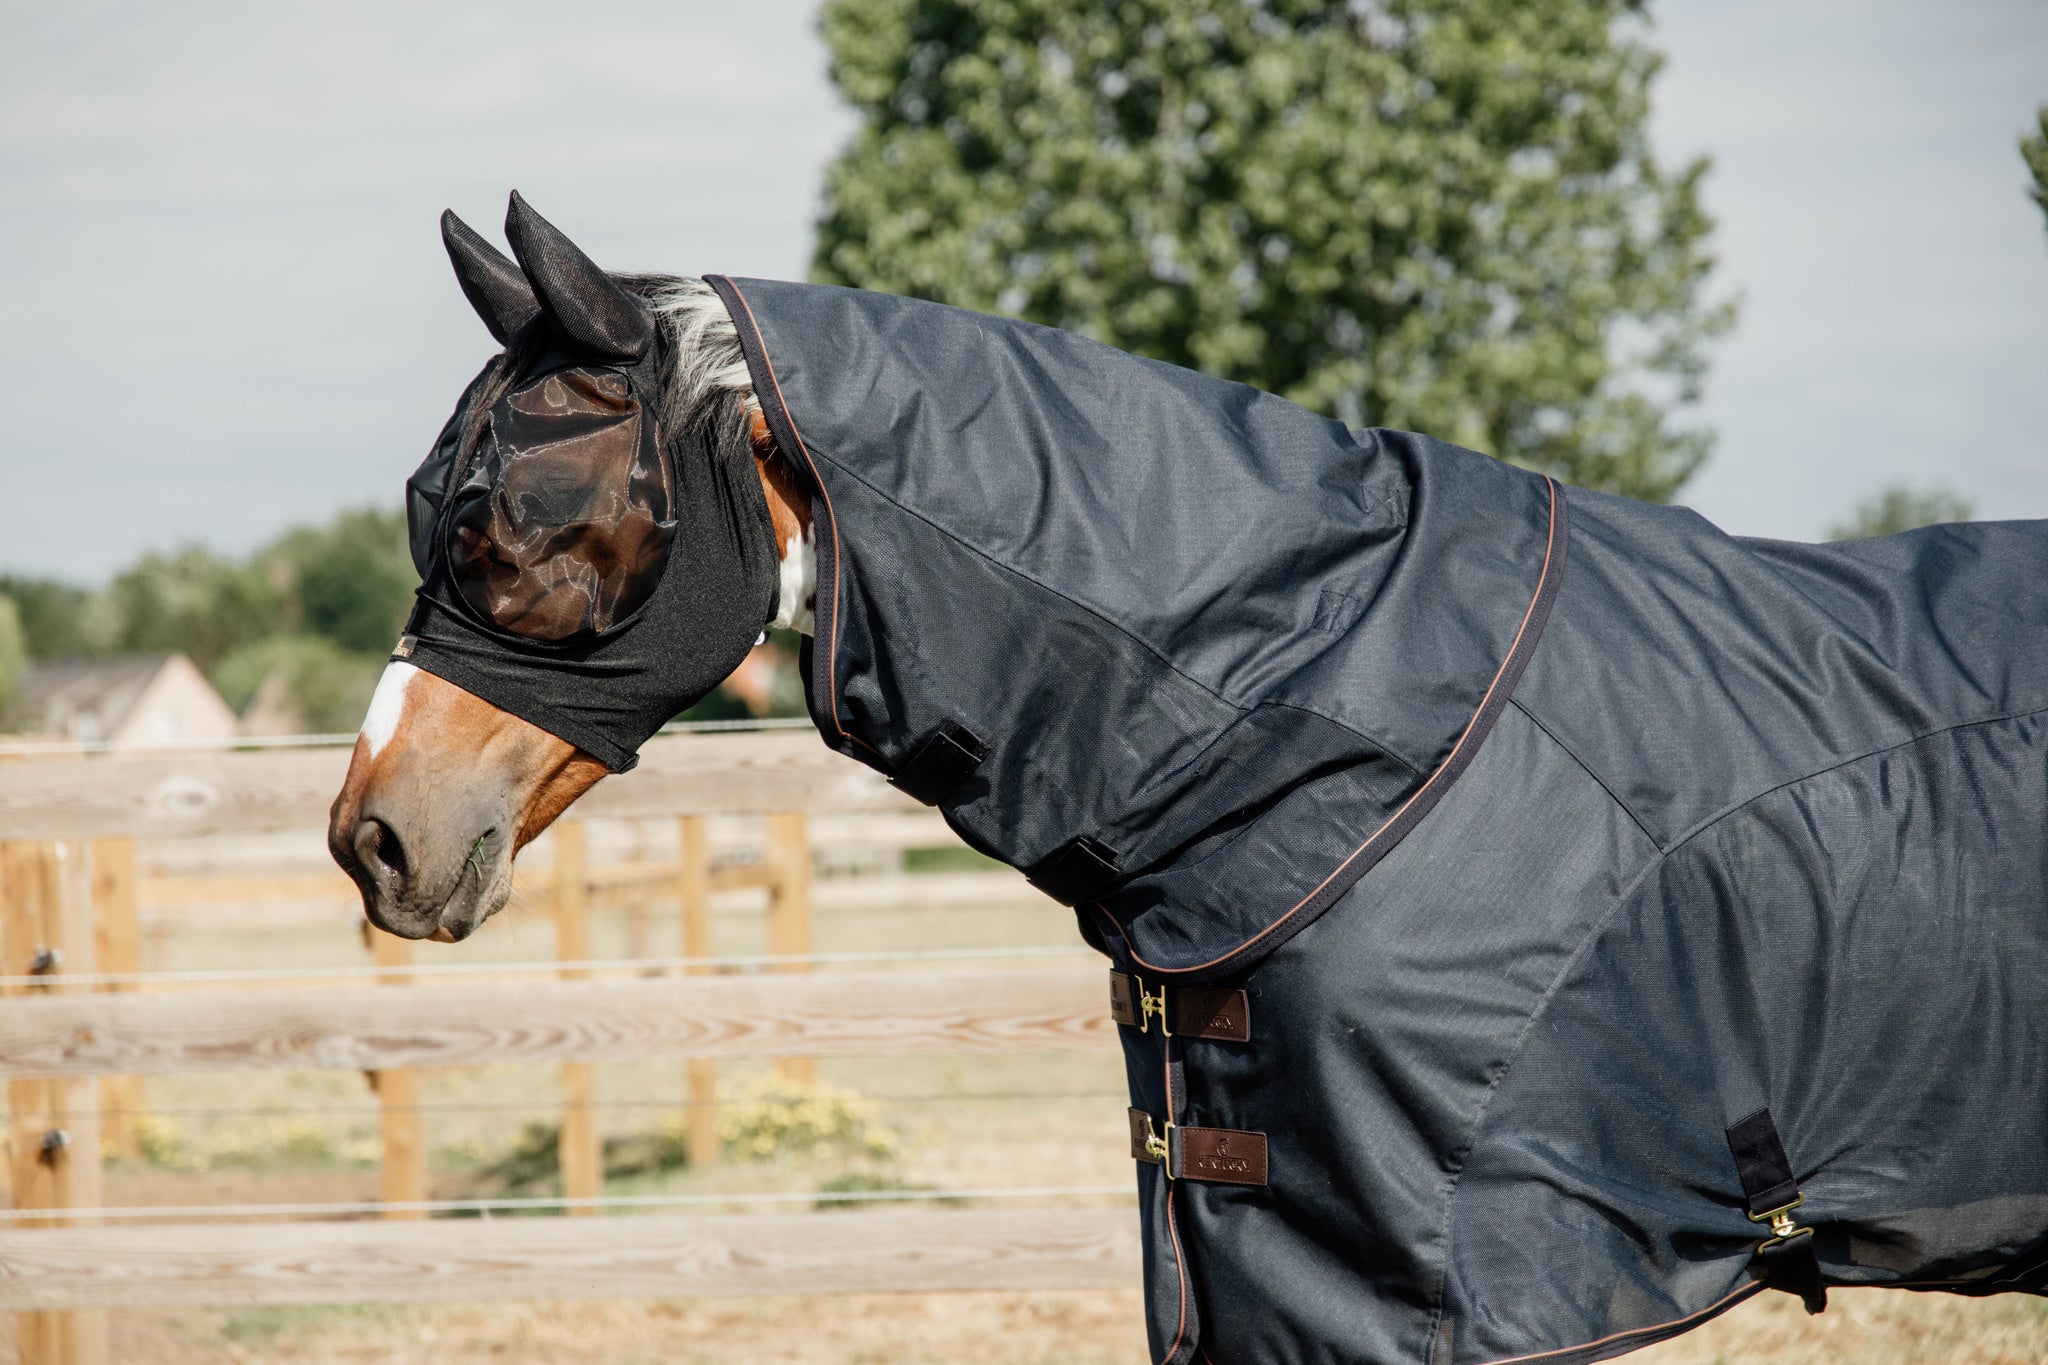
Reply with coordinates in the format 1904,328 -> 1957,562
2,1 -> 2044,581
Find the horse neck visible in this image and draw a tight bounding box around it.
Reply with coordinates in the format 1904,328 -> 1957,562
751,408 -> 816,636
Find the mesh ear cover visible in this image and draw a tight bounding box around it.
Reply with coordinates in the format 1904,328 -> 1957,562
447,368 -> 677,642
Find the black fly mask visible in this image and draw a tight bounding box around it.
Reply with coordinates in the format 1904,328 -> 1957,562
399,193 -> 780,771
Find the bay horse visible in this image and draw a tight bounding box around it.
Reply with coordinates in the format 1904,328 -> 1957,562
330,193 -> 2048,1364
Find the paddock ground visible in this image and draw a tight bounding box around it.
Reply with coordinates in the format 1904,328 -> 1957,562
5,829 -> 2040,1365
17,1285 -> 2034,1364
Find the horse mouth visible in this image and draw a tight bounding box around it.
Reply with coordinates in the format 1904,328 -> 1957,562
341,816 -> 510,942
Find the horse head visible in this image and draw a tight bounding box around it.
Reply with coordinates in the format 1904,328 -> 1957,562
329,192 -> 812,942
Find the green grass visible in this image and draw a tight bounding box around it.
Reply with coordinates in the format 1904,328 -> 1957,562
901,844 -> 1003,874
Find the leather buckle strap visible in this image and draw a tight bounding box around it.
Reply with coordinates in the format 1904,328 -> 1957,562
1129,1109 -> 1268,1186
1109,971 -> 1250,1042
1726,1107 -> 1826,1314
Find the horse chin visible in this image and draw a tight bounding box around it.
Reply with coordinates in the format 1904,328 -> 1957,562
420,849 -> 515,944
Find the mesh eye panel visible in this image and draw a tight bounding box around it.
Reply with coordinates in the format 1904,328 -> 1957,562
447,369 -> 676,642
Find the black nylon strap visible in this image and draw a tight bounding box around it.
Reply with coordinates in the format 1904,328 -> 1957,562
1756,1236 -> 1828,1315
1027,834 -> 1121,905
888,720 -> 988,805
1725,1107 -> 1827,1315
1725,1108 -> 1801,1215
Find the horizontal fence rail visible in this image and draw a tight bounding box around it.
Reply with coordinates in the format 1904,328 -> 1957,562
0,1207 -> 1142,1310
0,967 -> 1110,1077
0,731 -> 918,841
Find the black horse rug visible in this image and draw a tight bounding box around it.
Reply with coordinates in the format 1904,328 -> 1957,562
397,211 -> 2048,1365
697,277 -> 2048,1365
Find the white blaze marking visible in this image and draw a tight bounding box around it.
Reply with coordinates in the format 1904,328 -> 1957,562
360,662 -> 419,758
772,524 -> 817,636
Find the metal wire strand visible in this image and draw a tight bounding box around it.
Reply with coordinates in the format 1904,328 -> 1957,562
0,1184 -> 1137,1225
0,943 -> 1096,991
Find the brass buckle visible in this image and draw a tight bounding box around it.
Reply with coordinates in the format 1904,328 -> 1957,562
1140,983 -> 1173,1037
1748,1192 -> 1810,1251
1134,1113 -> 1174,1168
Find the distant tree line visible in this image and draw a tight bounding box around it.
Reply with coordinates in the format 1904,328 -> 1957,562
0,507 -> 414,733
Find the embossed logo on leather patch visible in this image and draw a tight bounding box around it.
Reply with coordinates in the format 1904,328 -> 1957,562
1176,987 -> 1251,1043
1180,1127 -> 1268,1186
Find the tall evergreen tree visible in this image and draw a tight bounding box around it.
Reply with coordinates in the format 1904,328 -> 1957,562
814,0 -> 1732,501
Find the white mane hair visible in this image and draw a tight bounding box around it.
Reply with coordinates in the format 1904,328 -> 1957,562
611,274 -> 764,464
626,274 -> 813,633
641,276 -> 760,422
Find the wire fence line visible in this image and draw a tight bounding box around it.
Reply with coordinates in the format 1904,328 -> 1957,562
2,1088 -> 1129,1124
0,943 -> 1098,991
0,1184 -> 1138,1225
0,715 -> 816,759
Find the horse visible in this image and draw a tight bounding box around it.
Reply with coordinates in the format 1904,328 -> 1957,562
330,192 -> 2048,1364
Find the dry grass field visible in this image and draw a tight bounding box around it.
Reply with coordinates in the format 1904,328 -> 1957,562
7,821 -> 2040,1364
60,1287 -> 2048,1365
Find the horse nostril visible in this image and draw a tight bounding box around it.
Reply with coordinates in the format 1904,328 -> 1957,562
354,818 -> 410,895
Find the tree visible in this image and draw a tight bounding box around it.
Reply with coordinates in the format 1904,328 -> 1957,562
2024,105 -> 2048,235
107,546 -> 283,673
814,0 -> 1733,501
0,576 -> 112,660
265,507 -> 414,655
1827,486 -> 1973,542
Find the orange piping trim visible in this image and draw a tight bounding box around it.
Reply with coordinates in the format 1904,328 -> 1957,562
1481,1280 -> 1763,1364
1157,1038 -> 1190,1365
716,280 -> 875,755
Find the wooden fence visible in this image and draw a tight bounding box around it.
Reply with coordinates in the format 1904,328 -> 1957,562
0,733 -> 1134,1364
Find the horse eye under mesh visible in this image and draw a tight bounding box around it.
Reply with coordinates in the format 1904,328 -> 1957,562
446,369 -> 676,642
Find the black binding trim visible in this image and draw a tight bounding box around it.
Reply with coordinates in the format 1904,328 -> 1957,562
1100,477 -> 1570,985
889,720 -> 989,805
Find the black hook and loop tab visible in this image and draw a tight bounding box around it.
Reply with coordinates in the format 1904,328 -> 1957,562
888,720 -> 989,805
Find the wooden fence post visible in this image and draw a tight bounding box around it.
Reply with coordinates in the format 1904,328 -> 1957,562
554,821 -> 601,1211
87,840 -> 140,1161
367,927 -> 425,1219
2,841 -> 109,1365
763,814 -> 815,1085
677,816 -> 719,1166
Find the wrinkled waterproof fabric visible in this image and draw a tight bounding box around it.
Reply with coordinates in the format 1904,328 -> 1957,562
399,199 -> 780,772
706,274 -> 2048,1364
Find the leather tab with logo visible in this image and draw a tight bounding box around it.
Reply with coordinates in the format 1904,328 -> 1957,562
1175,1126 -> 1268,1186
1108,971 -> 1251,1042
1174,986 -> 1251,1042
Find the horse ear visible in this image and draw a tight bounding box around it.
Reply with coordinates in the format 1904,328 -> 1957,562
502,190 -> 654,362
441,210 -> 539,346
